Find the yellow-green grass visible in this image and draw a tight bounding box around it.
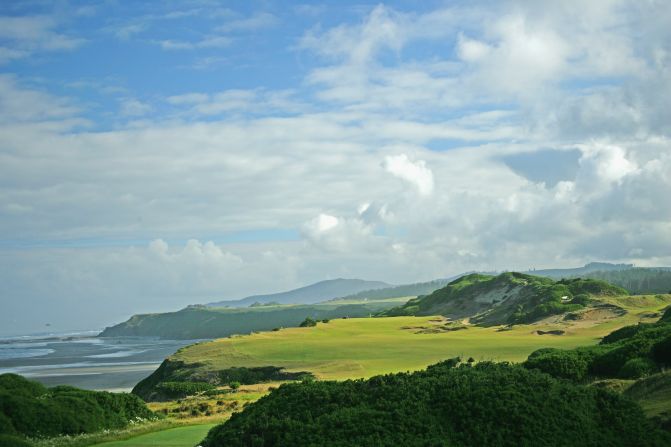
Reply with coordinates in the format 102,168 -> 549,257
173,295 -> 671,380
89,424 -> 215,447
637,391 -> 671,419
623,371 -> 671,419
147,383 -> 275,419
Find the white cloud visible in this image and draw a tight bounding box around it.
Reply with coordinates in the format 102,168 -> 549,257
216,12 -> 278,33
578,144 -> 638,184
119,98 -> 152,117
166,93 -> 209,105
300,5 -> 405,65
384,154 -> 434,196
0,75 -> 79,122
113,23 -> 146,40
312,214 -> 339,232
302,212 -> 382,253
0,15 -> 85,63
159,36 -> 231,50
2,1 -> 671,335
456,34 -> 491,62
164,89 -> 303,116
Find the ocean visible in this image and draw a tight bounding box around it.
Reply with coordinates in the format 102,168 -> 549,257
0,331 -> 197,392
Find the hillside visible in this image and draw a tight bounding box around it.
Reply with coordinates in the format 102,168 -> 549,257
131,293 -> 671,401
99,299 -> 406,339
382,272 -> 627,325
199,309 -> 671,446
524,306 -> 671,381
207,278 -> 391,307
624,371 -> 671,427
580,268 -> 671,295
330,277 -> 458,302
524,263 -> 671,294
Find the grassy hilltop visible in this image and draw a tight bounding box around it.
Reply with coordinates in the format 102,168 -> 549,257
132,273 -> 671,400
199,305 -> 671,446
383,272 -> 628,324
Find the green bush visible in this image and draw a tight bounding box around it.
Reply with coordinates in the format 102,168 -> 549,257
526,317 -> 671,382
524,348 -> 593,382
619,357 -> 656,379
0,433 -> 32,447
571,293 -> 591,305
155,381 -> 214,398
216,366 -> 314,386
200,362 -> 670,447
602,323 -> 651,344
0,374 -> 154,440
299,317 -> 317,327
652,334 -> 671,366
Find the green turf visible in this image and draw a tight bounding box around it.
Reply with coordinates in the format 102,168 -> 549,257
624,371 -> 671,419
173,295 -> 671,380
90,424 -> 215,447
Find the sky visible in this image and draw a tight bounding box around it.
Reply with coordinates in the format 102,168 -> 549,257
1,0 -> 670,335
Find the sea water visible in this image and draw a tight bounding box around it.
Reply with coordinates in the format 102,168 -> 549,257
0,331 -> 196,391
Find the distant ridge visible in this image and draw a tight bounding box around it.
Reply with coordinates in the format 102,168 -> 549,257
208,278 -> 391,308
331,274 -> 471,303
519,263 -> 671,294
525,262 -> 635,278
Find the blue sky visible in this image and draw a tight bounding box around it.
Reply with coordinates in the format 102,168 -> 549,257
1,0 -> 670,335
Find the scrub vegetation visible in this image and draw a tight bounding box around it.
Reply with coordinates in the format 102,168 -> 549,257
200,360 -> 670,447
0,374 -> 154,446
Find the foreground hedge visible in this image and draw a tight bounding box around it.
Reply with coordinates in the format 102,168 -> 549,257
201,361 -> 669,447
525,313 -> 671,381
0,374 -> 154,440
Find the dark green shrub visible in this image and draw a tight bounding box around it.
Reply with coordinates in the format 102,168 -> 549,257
524,348 -> 592,382
299,317 -> 317,327
217,366 -> 313,386
0,434 -> 32,447
0,374 -> 154,439
156,381 -> 214,398
602,323 -> 651,344
0,413 -> 15,435
619,358 -> 656,379
571,293 -> 591,305
200,362 -> 670,447
652,334 -> 671,366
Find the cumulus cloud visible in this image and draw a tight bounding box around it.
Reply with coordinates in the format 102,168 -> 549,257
456,34 -> 492,62
301,213 -> 379,253
578,144 -> 638,184
384,154 -> 434,196
2,1 -> 671,335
